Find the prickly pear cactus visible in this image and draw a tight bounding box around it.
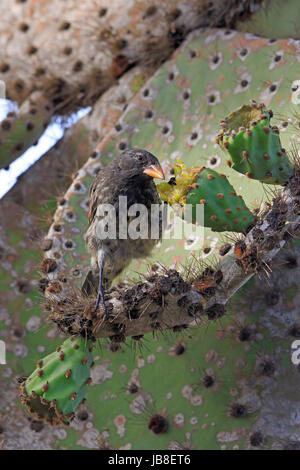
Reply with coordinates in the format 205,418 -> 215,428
216,100 -> 293,184
1,7 -> 300,449
20,337 -> 94,426
22,28 -> 299,450
42,28 -> 300,284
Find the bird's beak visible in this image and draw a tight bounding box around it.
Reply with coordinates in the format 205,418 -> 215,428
143,164 -> 165,180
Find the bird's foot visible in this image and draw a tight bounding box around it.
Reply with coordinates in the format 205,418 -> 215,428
93,293 -> 109,319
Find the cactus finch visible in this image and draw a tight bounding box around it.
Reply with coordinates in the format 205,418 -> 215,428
82,149 -> 165,316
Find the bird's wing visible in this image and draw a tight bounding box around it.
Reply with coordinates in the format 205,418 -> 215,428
88,169 -> 116,225
88,178 -> 99,225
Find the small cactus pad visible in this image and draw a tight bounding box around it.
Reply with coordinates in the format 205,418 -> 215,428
20,337 -> 94,425
157,161 -> 254,232
216,100 -> 293,184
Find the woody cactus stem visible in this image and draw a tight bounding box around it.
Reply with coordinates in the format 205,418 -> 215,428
47,170 -> 300,341
216,100 -> 293,184
20,337 -> 94,425
0,0 -> 260,110
0,92 -> 53,169
157,160 -> 255,232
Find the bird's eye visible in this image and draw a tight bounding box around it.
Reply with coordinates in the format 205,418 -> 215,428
137,155 -> 143,161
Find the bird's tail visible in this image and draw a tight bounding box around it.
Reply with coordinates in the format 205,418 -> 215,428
81,269 -> 99,297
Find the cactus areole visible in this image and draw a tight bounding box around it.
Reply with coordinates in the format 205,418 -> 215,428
20,337 -> 94,425
216,100 -> 293,184
157,160 -> 254,233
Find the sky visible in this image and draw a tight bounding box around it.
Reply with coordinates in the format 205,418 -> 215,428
0,100 -> 90,199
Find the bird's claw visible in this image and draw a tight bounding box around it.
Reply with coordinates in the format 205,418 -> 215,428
93,297 -> 108,319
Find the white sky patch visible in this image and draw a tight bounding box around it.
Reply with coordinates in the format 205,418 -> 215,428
0,101 -> 91,199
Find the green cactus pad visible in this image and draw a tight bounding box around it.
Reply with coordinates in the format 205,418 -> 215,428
216,100 -> 293,185
157,161 -> 254,232
20,337 -> 94,425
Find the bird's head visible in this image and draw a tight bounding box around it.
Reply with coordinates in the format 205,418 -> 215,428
116,149 -> 165,181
